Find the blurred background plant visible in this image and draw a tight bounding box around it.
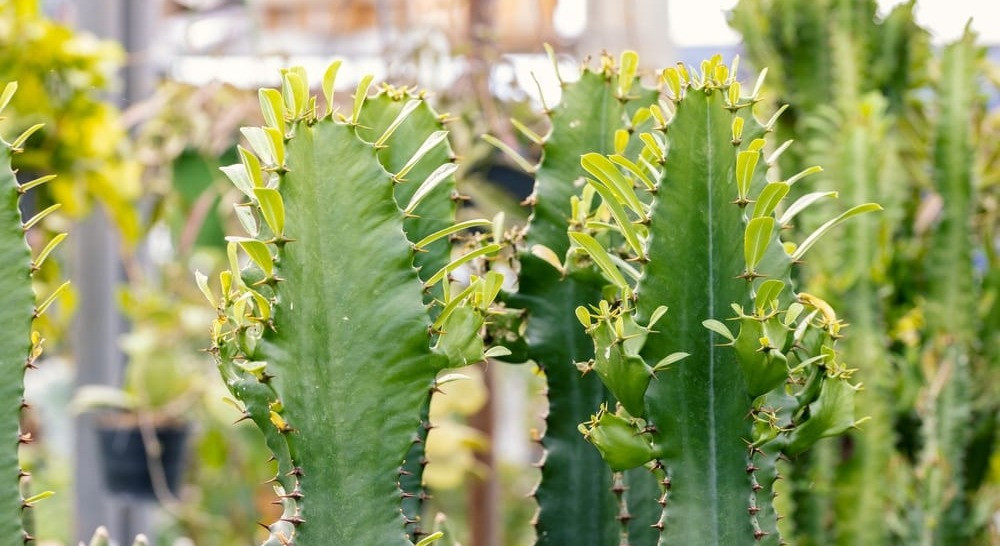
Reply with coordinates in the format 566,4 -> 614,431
730,1 -> 999,544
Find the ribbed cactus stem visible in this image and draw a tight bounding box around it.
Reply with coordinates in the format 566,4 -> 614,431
0,82 -> 62,546
492,51 -> 658,546
208,65 -> 502,545
916,28 -> 983,545
569,56 -> 878,545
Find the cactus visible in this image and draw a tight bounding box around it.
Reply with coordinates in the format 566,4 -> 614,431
0,82 -> 64,546
907,28 -> 991,544
486,50 -> 659,545
205,65 -> 504,545
559,56 -> 879,544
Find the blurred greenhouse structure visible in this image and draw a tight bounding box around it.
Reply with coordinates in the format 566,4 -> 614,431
0,0 -> 996,545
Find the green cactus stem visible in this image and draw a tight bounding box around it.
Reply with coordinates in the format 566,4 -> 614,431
0,81 -> 63,546
912,28 -> 987,545
207,65 -> 502,545
487,50 -> 658,545
563,56 -> 878,544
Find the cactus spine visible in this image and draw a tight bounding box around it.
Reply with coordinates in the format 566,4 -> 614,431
207,65 -> 502,545
0,82 -> 64,545
567,56 -> 878,544
489,51 -> 658,545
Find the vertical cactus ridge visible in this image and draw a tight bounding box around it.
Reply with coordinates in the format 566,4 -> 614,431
491,51 -> 658,546
0,81 -> 62,546
208,66 -> 502,545
569,56 -> 879,545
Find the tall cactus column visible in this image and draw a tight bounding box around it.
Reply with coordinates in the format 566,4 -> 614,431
0,82 -> 65,545
567,57 -> 879,545
487,51 -> 658,545
207,66 -> 503,545
914,29 -> 985,545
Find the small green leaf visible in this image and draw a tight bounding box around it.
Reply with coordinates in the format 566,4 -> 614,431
322,59 -> 343,118
766,139 -> 793,165
18,174 -> 56,193
744,216 -> 774,271
608,154 -> 656,192
221,164 -> 255,198
647,305 -> 669,328
752,182 -> 789,219
238,146 -> 263,188
585,178 -> 645,260
731,116 -> 745,142
228,237 -> 273,277
405,162 -> 458,214
415,531 -> 445,546
530,244 -> 565,274
618,50 -> 639,96
11,123 -> 43,150
351,74 -> 374,125
253,188 -> 285,236
786,165 -> 822,185
481,134 -> 535,174
702,319 -> 735,342
727,80 -> 742,107
569,232 -> 629,292
735,150 -> 759,200
754,279 -> 785,313
415,219 -> 492,250
398,130 -> 449,181
240,127 -> 275,166
424,244 -> 501,288
511,117 -> 543,145
792,203 -> 883,261
639,133 -> 665,162
23,203 -> 61,231
0,81 -> 16,114
22,490 -> 54,505
32,232 -> 67,271
282,71 -> 306,118
263,127 -> 285,166
575,306 -> 591,329
784,302 -> 804,326
259,88 -> 286,135
653,352 -> 690,372
778,191 -> 838,225
195,270 -> 216,307
582,153 -> 645,217
233,204 -> 259,237
764,104 -> 789,131
750,67 -> 768,100
630,108 -> 652,129
36,281 -> 70,317
662,67 -> 682,98
485,346 -> 512,358
375,99 -> 421,148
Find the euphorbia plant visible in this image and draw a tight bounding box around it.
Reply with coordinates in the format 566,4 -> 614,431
0,81 -> 67,545
557,55 -> 880,545
204,64 -> 507,545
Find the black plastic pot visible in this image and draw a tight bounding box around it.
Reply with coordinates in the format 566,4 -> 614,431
97,420 -> 189,499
